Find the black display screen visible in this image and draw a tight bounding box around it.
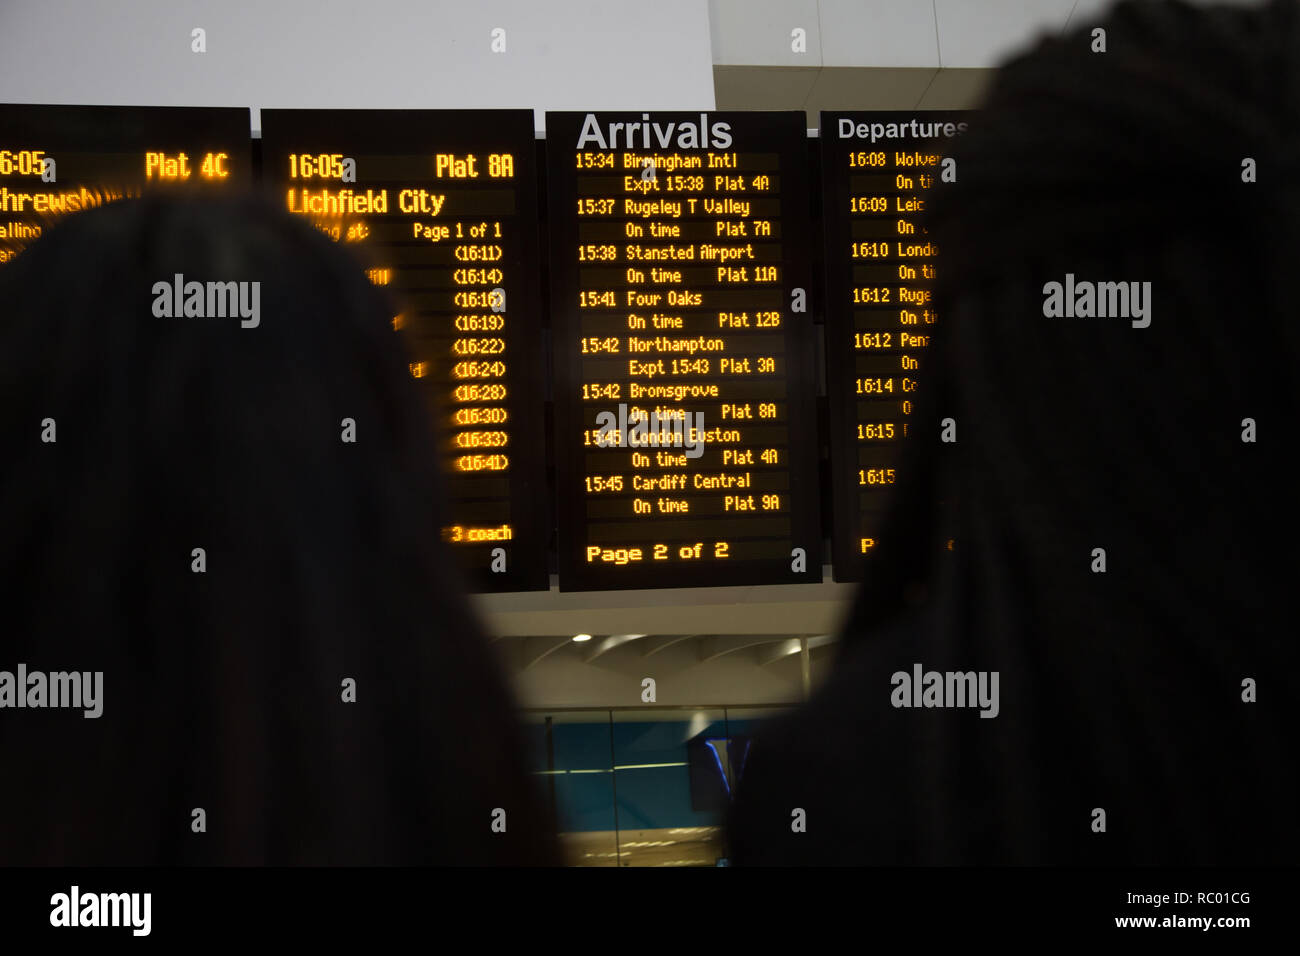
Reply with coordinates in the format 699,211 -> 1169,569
820,111 -> 969,581
260,109 -> 549,592
0,104 -> 252,266
547,110 -> 822,591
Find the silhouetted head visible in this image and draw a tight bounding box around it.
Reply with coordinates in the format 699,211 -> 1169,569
734,0 -> 1299,864
0,193 -> 557,864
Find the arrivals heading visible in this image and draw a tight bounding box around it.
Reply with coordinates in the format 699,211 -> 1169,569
577,113 -> 734,150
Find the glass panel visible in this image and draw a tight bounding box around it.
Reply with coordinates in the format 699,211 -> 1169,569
610,708 -> 729,867
523,710 -> 618,867
523,705 -> 804,865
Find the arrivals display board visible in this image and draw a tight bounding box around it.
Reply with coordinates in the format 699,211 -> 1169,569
547,111 -> 822,591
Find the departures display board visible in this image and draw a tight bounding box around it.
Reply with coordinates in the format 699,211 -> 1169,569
261,109 -> 548,592
547,111 -> 822,591
820,111 -> 968,581
0,104 -> 251,266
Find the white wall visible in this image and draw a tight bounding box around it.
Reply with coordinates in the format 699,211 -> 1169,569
0,0 -> 717,131
709,0 -> 1270,69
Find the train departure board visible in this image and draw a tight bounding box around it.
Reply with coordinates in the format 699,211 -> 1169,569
260,110 -> 548,592
0,104 -> 251,266
547,111 -> 822,591
820,111 -> 968,581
